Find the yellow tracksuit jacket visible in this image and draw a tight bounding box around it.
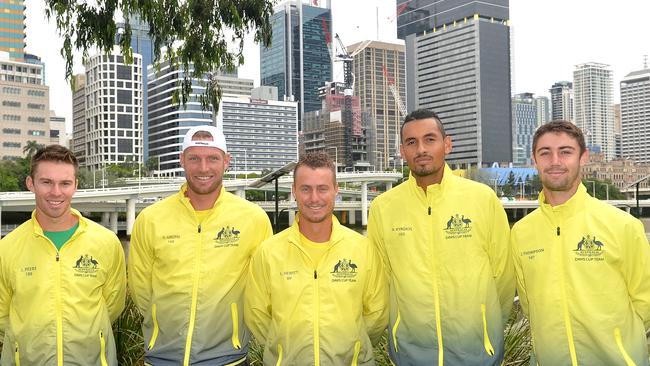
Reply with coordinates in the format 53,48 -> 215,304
0,209 -> 126,366
368,165 -> 514,366
245,216 -> 388,365
511,185 -> 650,366
128,184 -> 272,366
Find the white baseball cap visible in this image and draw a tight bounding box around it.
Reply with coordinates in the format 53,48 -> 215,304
181,125 -> 227,153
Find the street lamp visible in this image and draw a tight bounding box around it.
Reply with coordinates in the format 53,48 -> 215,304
325,146 -> 338,171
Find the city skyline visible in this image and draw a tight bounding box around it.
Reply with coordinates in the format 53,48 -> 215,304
22,0 -> 650,133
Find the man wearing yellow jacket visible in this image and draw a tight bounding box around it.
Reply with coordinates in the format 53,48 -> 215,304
129,126 -> 272,366
368,109 -> 514,365
0,144 -> 126,365
511,120 -> 650,365
245,152 -> 388,365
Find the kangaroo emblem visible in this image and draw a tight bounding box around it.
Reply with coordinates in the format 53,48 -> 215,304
216,228 -> 225,239
446,216 -> 454,230
333,260 -> 341,273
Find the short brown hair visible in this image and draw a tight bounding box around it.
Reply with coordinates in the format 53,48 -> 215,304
294,151 -> 337,184
533,120 -> 587,155
30,144 -> 79,178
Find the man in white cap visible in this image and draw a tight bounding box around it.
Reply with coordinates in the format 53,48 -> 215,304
129,125 -> 272,366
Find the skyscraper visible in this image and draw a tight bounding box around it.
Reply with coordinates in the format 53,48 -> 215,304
0,0 -> 25,60
534,96 -> 550,125
512,93 -> 537,166
398,0 -> 512,167
83,49 -> 143,170
260,0 -> 332,128
71,73 -> 86,165
620,67 -> 650,163
549,81 -> 573,121
573,62 -> 615,161
117,16 -> 154,159
349,40 -> 405,171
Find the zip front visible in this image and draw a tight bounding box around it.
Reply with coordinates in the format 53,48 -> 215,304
183,224 -> 204,366
313,270 -> 320,365
428,205 -> 444,366
391,309 -> 401,353
351,340 -> 361,366
556,220 -> 578,366
55,251 -> 64,366
99,331 -> 108,366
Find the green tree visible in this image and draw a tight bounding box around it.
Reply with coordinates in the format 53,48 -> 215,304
0,166 -> 20,191
502,171 -> 516,198
45,0 -> 273,111
22,140 -> 44,159
582,178 -> 624,200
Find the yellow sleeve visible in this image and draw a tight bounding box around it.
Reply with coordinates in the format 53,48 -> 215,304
510,227 -> 530,317
103,234 -> 127,323
127,211 -> 154,316
622,219 -> 650,329
488,194 -> 515,328
367,201 -> 391,276
362,240 -> 389,345
244,244 -> 272,345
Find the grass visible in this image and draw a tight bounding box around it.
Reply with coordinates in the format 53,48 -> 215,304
112,295 -> 532,366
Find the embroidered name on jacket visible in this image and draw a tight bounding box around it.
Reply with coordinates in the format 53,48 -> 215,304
331,259 -> 358,282
573,234 -> 605,262
72,254 -> 99,277
443,213 -> 473,239
214,226 -> 241,248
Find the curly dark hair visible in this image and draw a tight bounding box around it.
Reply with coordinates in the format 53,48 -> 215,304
401,108 -> 446,141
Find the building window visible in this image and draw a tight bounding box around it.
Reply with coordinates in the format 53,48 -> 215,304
117,65 -> 132,80
2,114 -> 20,121
2,128 -> 21,134
2,87 -> 20,94
118,139 -> 133,153
117,114 -> 132,129
28,130 -> 46,136
117,89 -> 132,104
27,103 -> 45,110
28,117 -> 46,123
2,142 -> 20,148
2,101 -> 20,107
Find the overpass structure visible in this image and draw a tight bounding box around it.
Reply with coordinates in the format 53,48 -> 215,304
0,172 -> 403,236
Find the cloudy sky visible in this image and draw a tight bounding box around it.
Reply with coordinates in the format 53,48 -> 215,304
23,0 -> 650,133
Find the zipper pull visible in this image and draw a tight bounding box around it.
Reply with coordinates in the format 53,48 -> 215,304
198,224 -> 201,233
56,252 -> 60,262
314,270 -> 317,279
428,207 -> 431,215
556,227 -> 560,236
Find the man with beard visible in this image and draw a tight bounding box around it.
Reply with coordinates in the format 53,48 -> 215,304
511,120 -> 650,365
0,144 -> 126,365
368,109 -> 514,365
245,152 -> 387,365
129,125 -> 272,366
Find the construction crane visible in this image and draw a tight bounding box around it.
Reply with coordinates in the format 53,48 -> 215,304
382,64 -> 407,119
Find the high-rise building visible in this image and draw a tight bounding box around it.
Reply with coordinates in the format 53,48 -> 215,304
71,73 -> 87,165
549,81 -> 573,121
83,49 -> 143,170
512,93 -> 536,166
48,112 -> 66,146
534,96 -> 550,125
349,40 -> 405,171
302,82 -> 371,171
1,54 -> 50,160
613,103 -> 621,159
0,0 -> 25,60
573,62 -> 615,161
147,61 -> 258,176
398,0 -> 512,167
621,67 -> 650,163
117,16 -> 154,160
217,92 -> 299,174
260,0 -> 332,127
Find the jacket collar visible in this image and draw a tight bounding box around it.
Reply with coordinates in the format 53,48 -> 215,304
31,207 -> 86,236
538,183 -> 588,218
406,163 -> 454,200
177,183 -> 226,212
287,214 -> 345,246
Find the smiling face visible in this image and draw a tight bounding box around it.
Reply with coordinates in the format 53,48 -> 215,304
180,145 -> 230,197
533,131 -> 588,197
26,160 -> 77,228
293,166 -> 338,225
400,117 -> 452,187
